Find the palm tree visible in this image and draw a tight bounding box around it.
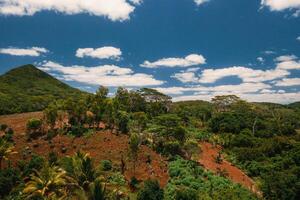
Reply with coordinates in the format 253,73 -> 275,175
23,164 -> 75,199
0,138 -> 16,169
73,178 -> 106,200
62,151 -> 96,190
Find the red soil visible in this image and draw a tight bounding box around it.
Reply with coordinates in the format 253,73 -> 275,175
198,142 -> 261,195
0,112 -> 169,187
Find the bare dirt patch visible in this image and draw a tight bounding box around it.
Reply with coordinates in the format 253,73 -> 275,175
0,112 -> 169,187
198,142 -> 260,195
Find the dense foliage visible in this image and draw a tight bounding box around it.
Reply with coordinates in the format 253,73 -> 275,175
1,67 -> 300,199
0,65 -> 85,114
165,157 -> 257,200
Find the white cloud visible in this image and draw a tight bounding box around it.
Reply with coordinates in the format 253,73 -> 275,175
0,0 -> 138,21
38,61 -> 164,87
0,47 -> 48,56
76,46 -> 122,60
129,0 -> 142,5
141,54 -> 206,68
264,50 -> 276,55
198,66 -> 289,83
172,69 -> 199,83
275,78 -> 300,86
261,0 -> 300,11
257,57 -> 265,63
194,0 -> 210,6
261,0 -> 300,16
275,55 -> 300,70
297,36 -> 300,41
155,82 -> 271,95
173,92 -> 300,104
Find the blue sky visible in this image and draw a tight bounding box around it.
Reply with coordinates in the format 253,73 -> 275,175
0,0 -> 300,103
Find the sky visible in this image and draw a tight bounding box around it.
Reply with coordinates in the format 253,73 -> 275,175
0,0 -> 300,103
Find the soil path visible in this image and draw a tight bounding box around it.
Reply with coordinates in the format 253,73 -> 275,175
0,112 -> 169,187
198,142 -> 261,195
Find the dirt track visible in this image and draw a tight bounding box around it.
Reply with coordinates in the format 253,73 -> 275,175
198,142 -> 261,195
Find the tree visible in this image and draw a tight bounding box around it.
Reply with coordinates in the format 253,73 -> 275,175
129,133 -> 140,175
137,179 -> 164,200
0,138 -> 16,169
44,102 -> 58,130
211,95 -> 240,112
26,118 -> 43,140
115,111 -> 130,134
61,152 -> 96,191
137,88 -> 172,116
130,112 -> 148,133
23,164 -> 74,199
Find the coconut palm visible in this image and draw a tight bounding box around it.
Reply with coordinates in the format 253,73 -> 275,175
0,138 -> 16,169
73,178 -> 106,200
62,152 -> 96,190
23,164 -> 75,199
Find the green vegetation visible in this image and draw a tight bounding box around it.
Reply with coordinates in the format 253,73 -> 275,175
0,65 -> 85,114
165,157 -> 257,200
1,66 -> 300,199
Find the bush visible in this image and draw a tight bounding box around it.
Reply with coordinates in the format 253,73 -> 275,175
69,125 -> 86,137
0,124 -> 8,131
100,160 -> 112,171
26,118 -> 43,139
0,167 -> 21,198
137,179 -> 164,200
116,111 -> 130,134
48,151 -> 58,165
175,187 -> 198,200
129,176 -> 139,189
26,118 -> 42,130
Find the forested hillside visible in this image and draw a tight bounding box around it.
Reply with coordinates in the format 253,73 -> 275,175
0,65 -> 85,114
0,68 -> 299,199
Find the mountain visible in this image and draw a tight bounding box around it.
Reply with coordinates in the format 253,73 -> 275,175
0,64 -> 86,115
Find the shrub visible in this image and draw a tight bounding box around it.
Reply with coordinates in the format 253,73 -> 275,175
69,125 -> 86,137
100,160 -> 112,171
26,118 -> 43,139
175,187 -> 198,200
0,124 -> 8,131
108,172 -> 126,186
0,167 -> 21,198
137,179 -> 164,200
129,176 -> 139,189
48,151 -> 58,165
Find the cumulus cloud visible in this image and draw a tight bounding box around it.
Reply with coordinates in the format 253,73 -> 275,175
264,50 -> 276,55
198,66 -> 289,83
297,36 -> 300,41
257,57 -> 265,63
172,68 -> 200,83
275,78 -> 300,86
261,0 -> 300,11
0,47 -> 48,56
76,46 -> 122,60
194,0 -> 210,6
141,54 -> 206,68
0,0 -> 138,21
129,0 -> 142,5
38,61 -> 164,87
155,82 -> 271,95
172,92 -> 300,104
261,0 -> 300,16
275,55 -> 300,70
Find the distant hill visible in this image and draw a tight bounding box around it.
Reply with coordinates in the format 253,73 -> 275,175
0,64 -> 86,115
288,102 -> 300,111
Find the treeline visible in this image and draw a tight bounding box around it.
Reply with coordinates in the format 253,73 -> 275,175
178,95 -> 300,200
1,86 -> 299,199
